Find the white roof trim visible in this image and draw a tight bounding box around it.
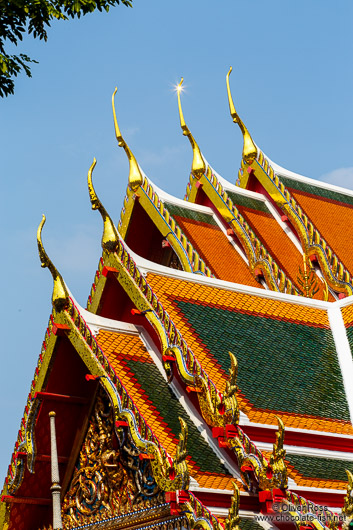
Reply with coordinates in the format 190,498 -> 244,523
239,416 -> 353,439
264,153 -> 353,199
256,441 -> 353,461
327,304 -> 353,425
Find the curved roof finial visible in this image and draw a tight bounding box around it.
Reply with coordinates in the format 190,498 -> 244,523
88,158 -> 120,253
177,77 -> 206,180
37,215 -> 69,312
226,67 -> 257,165
112,87 -> 143,192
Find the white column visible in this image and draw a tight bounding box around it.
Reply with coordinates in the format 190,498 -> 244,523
49,411 -> 63,530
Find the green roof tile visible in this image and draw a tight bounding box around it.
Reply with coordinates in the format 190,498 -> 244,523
240,517 -> 265,530
164,202 -> 218,226
279,175 -> 353,207
175,300 -> 350,421
226,191 -> 270,213
286,453 -> 353,481
125,359 -> 229,475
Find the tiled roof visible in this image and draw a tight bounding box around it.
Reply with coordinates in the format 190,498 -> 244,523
96,329 -> 237,491
284,184 -> 353,278
262,449 -> 353,489
240,518 -> 265,530
285,453 -> 353,489
165,206 -> 260,287
145,273 -> 352,434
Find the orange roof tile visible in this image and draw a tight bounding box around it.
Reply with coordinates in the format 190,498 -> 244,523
96,330 -> 234,489
237,206 -> 329,301
290,188 -> 353,277
174,216 -> 261,288
145,273 -> 352,435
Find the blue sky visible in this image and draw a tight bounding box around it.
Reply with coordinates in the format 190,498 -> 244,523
1,0 -> 353,480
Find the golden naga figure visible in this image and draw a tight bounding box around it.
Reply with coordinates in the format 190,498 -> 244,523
224,482 -> 241,530
343,470 -> 353,519
195,352 -> 239,427
232,416 -> 287,492
146,416 -> 190,492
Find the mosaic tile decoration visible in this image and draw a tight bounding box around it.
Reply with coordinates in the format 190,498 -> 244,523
96,330 -> 237,491
146,273 -> 352,434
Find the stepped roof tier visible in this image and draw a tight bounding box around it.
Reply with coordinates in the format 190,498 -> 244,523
2,74 -> 353,530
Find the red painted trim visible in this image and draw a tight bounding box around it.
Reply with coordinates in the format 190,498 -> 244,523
1,495 -> 51,506
35,454 -> 69,464
34,391 -> 89,405
291,490 -> 345,508
195,490 -> 261,511
194,489 -> 344,511
241,424 -> 353,453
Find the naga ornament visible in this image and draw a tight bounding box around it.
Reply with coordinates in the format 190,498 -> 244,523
195,352 -> 239,427
147,417 -> 190,492
224,482 -> 241,530
343,470 -> 353,529
232,416 -> 287,492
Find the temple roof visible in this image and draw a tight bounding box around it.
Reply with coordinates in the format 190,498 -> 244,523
3,76 -> 353,530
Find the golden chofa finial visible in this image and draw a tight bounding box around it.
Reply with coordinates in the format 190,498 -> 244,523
37,215 -> 69,312
112,87 -> 143,192
88,158 -> 120,253
177,77 -> 206,180
226,67 -> 257,166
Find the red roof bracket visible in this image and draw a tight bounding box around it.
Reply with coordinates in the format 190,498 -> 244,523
34,392 -> 88,405
162,354 -> 175,362
218,437 -> 229,448
102,266 -> 119,278
1,495 -> 51,506
52,323 -> 70,336
212,427 -> 224,438
225,424 -> 237,438
115,420 -> 128,427
186,386 -> 202,393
